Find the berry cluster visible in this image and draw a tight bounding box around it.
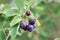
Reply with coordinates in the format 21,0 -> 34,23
20,10 -> 36,32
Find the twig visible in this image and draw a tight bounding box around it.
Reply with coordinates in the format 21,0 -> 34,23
6,33 -> 10,40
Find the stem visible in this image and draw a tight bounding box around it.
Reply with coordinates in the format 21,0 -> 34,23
5,30 -> 10,40
6,33 -> 10,40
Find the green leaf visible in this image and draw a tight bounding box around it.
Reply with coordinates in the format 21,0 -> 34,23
18,32 -> 30,40
34,19 -> 41,33
10,24 -> 19,39
36,19 -> 41,27
3,16 -> 14,30
39,34 -> 45,40
0,0 -> 11,4
0,30 -> 6,40
30,6 -> 41,14
0,38 -> 2,40
34,25 -> 40,34
40,14 -> 48,20
36,0 -> 42,4
40,30 -> 50,37
10,16 -> 22,27
4,23 -> 10,29
13,0 -> 24,9
2,4 -> 10,11
54,37 -> 60,40
3,8 -> 19,17
45,21 -> 55,29
0,16 -> 5,29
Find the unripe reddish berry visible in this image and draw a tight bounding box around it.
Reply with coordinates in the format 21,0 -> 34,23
26,10 -> 31,16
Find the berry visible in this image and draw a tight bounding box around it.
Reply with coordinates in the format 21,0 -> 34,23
20,21 -> 27,30
33,24 -> 36,29
26,25 -> 33,32
26,10 -> 31,16
29,18 -> 35,25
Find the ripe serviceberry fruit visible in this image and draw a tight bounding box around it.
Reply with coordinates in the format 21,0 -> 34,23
26,10 -> 31,16
26,25 -> 33,32
33,24 -> 36,29
29,18 -> 36,25
20,21 -> 27,30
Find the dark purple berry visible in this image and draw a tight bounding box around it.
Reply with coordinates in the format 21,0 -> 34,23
26,10 -> 31,16
26,25 -> 33,32
33,24 -> 36,29
20,21 -> 27,30
29,18 -> 35,25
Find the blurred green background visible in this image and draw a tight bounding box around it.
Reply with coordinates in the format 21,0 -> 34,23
0,0 -> 60,40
